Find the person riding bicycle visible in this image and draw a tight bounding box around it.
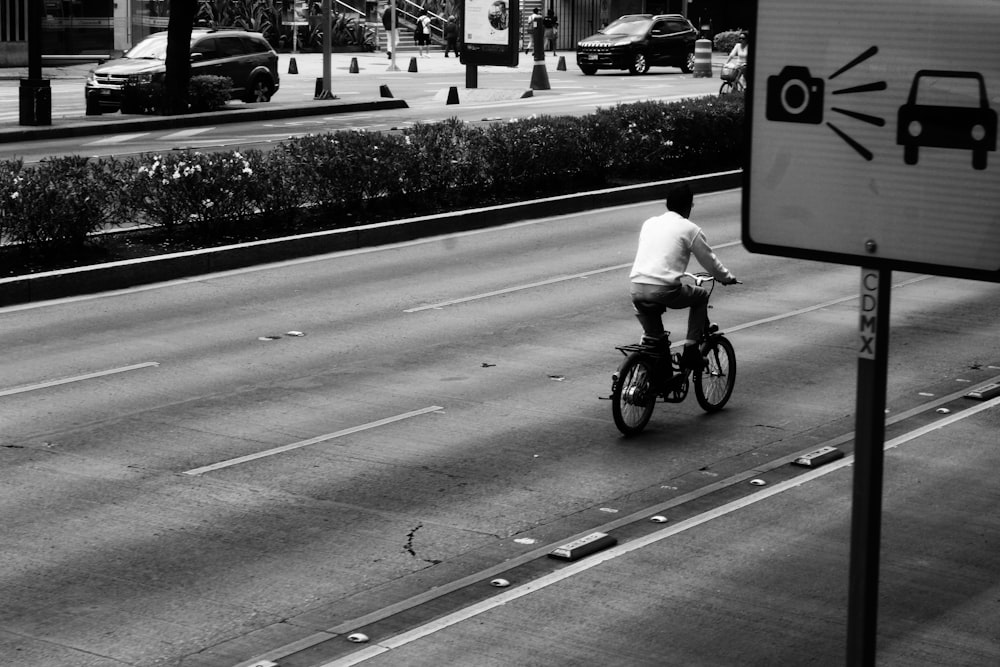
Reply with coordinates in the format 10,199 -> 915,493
629,184 -> 738,368
725,32 -> 749,87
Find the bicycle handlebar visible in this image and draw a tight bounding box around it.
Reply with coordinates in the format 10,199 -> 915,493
682,272 -> 743,286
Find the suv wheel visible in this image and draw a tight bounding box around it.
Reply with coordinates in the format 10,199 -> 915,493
681,51 -> 695,73
628,52 -> 649,75
243,75 -> 274,103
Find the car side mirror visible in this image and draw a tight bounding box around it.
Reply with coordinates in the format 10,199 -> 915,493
190,53 -> 204,62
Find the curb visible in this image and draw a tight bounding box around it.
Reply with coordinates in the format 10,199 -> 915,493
0,98 -> 408,144
0,170 -> 742,307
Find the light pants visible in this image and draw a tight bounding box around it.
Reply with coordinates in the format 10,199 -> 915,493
630,282 -> 709,344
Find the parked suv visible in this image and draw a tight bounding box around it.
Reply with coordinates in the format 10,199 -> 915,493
85,28 -> 280,111
576,14 -> 698,75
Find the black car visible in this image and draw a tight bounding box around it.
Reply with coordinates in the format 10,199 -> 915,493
85,28 -> 280,111
576,14 -> 698,75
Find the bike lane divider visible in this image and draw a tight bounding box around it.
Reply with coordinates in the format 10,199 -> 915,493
0,361 -> 160,398
181,405 -> 444,476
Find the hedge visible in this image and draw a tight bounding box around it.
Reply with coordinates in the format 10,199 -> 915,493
0,94 -> 744,256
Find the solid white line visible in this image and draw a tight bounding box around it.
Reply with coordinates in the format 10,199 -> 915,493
404,240 -> 745,313
319,394 -> 1000,666
0,362 -> 160,398
183,405 -> 444,476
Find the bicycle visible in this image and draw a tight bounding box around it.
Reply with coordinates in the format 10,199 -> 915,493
719,63 -> 746,96
610,273 -> 738,436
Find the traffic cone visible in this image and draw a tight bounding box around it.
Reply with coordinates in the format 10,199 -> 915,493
408,57 -> 418,72
530,62 -> 550,90
288,57 -> 298,74
556,56 -> 566,71
349,57 -> 359,73
379,84 -> 393,98
446,86 -> 460,105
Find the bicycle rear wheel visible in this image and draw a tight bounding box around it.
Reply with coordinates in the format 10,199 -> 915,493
694,336 -> 736,412
612,353 -> 657,436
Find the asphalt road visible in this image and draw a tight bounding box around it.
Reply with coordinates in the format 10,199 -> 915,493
2,190 -> 998,666
0,51 -> 724,162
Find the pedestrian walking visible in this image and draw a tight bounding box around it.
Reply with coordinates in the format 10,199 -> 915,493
416,9 -> 433,57
543,8 -> 559,55
381,2 -> 398,60
444,15 -> 459,58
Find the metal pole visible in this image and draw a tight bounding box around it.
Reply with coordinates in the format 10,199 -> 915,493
316,0 -> 333,98
846,267 -> 891,666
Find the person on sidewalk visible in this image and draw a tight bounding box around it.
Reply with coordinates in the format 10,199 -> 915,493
628,184 -> 739,365
443,15 -> 459,57
416,9 -> 433,57
543,8 -> 559,56
381,3 -> 398,60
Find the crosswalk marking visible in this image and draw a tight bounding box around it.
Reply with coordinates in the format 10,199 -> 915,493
160,127 -> 214,140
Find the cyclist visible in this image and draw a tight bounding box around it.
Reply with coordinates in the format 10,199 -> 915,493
628,184 -> 738,367
725,32 -> 749,88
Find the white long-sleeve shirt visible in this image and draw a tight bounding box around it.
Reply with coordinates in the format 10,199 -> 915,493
629,210 -> 734,287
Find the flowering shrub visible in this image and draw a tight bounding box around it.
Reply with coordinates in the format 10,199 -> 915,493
0,96 -> 744,259
127,150 -> 261,236
0,156 -> 123,249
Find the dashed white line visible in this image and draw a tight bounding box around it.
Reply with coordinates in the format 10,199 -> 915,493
83,132 -> 151,146
182,405 -> 444,475
0,362 -> 160,398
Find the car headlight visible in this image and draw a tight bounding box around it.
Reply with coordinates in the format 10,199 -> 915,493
129,73 -> 153,84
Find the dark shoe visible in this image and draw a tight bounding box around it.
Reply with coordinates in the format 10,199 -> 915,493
683,344 -> 705,371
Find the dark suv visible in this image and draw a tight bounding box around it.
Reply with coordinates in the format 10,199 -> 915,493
576,14 -> 698,75
85,28 -> 280,111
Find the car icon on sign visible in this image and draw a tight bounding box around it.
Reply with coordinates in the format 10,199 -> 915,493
897,70 -> 996,170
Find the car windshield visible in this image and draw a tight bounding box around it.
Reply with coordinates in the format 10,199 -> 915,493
124,33 -> 206,60
913,74 -> 984,107
600,17 -> 652,36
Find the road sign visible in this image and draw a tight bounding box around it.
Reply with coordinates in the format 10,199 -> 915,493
743,0 -> 1000,283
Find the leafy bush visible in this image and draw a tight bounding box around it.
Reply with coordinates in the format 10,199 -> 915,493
0,156 -> 125,249
188,75 -> 232,112
0,96 -> 744,260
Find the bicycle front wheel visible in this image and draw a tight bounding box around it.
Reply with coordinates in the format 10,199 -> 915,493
694,336 -> 736,412
719,80 -> 733,95
612,353 -> 657,436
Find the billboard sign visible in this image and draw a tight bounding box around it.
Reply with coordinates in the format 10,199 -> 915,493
461,0 -> 519,66
743,0 -> 1000,282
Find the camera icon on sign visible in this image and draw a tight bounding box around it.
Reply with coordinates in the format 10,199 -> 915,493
766,66 -> 825,124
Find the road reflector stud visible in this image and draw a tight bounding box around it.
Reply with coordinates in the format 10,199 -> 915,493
965,382 -> 1000,401
349,57 -> 359,73
936,407 -> 951,414
792,445 -> 845,468
408,57 -> 418,72
650,515 -> 668,523
379,84 -> 393,97
247,661 -> 278,667
446,86 -> 460,104
490,578 -> 510,587
548,532 -> 616,560
749,478 -> 767,486
288,57 -> 298,74
347,632 -> 369,643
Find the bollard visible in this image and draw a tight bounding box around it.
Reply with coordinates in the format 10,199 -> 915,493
556,56 -> 566,71
446,86 -> 460,105
693,38 -> 713,78
349,57 -> 359,73
379,84 -> 393,98
288,57 -> 298,74
408,57 -> 418,72
530,63 -> 550,90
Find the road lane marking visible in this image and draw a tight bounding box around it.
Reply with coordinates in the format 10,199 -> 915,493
83,132 -> 151,146
402,240 -> 743,312
161,127 -> 214,140
183,405 -> 444,476
317,393 -> 1000,666
0,362 -> 160,398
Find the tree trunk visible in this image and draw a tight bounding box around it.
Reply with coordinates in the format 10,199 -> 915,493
164,0 -> 198,115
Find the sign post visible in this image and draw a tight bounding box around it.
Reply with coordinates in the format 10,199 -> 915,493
460,0 -> 519,83
847,268 -> 891,666
744,1 -> 999,663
